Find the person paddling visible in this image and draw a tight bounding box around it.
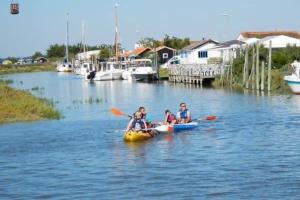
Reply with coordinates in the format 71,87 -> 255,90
126,111 -> 147,132
176,103 -> 191,124
164,109 -> 177,125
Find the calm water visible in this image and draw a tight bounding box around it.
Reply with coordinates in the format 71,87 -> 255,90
1,72 -> 300,199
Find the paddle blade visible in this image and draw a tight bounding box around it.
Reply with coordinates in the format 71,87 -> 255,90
110,108 -> 125,117
206,116 -> 217,121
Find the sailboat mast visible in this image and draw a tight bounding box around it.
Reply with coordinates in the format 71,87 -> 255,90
66,13 -> 69,63
114,3 -> 119,62
82,21 -> 86,54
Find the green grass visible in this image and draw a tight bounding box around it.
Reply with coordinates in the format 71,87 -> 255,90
0,80 -> 60,124
0,63 -> 56,75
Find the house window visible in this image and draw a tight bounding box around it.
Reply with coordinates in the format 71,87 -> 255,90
198,51 -> 208,58
162,53 -> 168,59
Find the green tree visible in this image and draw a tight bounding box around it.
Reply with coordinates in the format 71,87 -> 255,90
46,44 -> 65,58
31,51 -> 43,59
163,34 -> 190,50
137,37 -> 161,48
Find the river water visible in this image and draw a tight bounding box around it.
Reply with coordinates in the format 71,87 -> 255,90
1,72 -> 300,199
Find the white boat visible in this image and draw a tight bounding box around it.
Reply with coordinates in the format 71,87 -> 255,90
86,62 -> 123,81
57,62 -> 72,72
57,13 -> 73,72
131,59 -> 157,81
77,62 -> 96,77
284,61 -> 300,94
121,62 -> 134,80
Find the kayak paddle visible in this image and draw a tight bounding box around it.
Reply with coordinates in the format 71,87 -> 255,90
110,107 -> 132,118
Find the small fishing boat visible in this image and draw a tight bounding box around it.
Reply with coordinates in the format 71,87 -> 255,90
131,59 -> 158,81
284,61 -> 300,94
87,62 -> 123,81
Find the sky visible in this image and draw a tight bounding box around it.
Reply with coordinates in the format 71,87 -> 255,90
0,0 -> 300,57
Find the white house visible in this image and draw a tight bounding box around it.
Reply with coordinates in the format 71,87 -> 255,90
237,31 -> 300,47
179,39 -> 220,64
259,35 -> 300,48
209,40 -> 245,63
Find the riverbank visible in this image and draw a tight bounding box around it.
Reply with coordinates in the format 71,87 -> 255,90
0,63 -> 55,75
0,80 -> 60,124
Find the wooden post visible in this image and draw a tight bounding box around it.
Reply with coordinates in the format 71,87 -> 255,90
256,42 -> 260,90
261,61 -> 265,91
245,45 -> 249,89
230,53 -> 233,85
268,41 -> 272,91
251,47 -> 256,90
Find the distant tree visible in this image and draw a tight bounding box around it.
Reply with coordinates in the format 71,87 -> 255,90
46,44 -> 65,58
163,34 -> 190,50
32,51 -> 43,59
137,37 -> 161,48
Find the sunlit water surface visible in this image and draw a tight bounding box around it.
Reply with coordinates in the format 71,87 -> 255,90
1,72 -> 300,199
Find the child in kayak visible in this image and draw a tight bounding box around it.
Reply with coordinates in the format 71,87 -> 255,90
163,109 -> 177,125
126,111 -> 148,132
176,103 -> 191,124
139,106 -> 153,129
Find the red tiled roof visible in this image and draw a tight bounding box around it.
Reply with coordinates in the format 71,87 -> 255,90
129,47 -> 151,56
240,31 -> 300,39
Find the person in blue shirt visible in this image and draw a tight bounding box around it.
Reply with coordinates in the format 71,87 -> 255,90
176,103 -> 191,124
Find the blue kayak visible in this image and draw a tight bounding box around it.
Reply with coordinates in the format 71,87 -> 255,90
171,121 -> 198,132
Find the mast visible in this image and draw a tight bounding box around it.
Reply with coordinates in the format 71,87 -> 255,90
81,20 -> 87,61
66,13 -> 69,63
114,2 -> 119,62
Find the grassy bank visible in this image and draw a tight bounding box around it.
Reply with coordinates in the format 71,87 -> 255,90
0,63 -> 56,75
0,80 -> 60,124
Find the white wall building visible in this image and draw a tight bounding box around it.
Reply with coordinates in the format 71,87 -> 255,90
209,40 -> 245,63
179,40 -> 220,64
260,35 -> 300,48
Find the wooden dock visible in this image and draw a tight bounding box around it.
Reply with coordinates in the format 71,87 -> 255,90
168,64 -> 224,85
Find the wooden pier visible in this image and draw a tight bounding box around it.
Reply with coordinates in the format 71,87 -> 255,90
168,64 -> 224,85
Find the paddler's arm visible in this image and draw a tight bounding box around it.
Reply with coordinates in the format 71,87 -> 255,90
126,119 -> 133,132
143,120 -> 148,131
187,111 -> 191,123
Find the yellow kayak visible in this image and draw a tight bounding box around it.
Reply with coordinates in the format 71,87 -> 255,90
123,130 -> 154,142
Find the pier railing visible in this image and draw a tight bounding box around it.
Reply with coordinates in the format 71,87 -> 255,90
168,64 -> 225,84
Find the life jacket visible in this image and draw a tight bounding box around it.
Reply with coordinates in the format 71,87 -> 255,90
179,109 -> 189,119
132,119 -> 145,131
167,114 -> 176,123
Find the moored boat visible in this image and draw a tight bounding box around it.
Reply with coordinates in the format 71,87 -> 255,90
284,61 -> 300,94
131,59 -> 158,81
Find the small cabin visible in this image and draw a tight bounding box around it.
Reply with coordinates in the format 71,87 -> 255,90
10,3 -> 19,15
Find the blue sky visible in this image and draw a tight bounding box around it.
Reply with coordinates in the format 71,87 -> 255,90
1,0 -> 300,57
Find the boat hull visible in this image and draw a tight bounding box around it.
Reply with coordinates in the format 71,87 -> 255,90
172,122 -> 198,132
284,75 -> 300,94
123,131 -> 154,142
132,73 -> 157,81
93,71 -> 123,81
56,63 -> 72,72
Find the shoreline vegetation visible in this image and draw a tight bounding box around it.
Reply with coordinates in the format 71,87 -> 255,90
0,63 -> 56,75
0,80 -> 60,124
0,64 -> 60,124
